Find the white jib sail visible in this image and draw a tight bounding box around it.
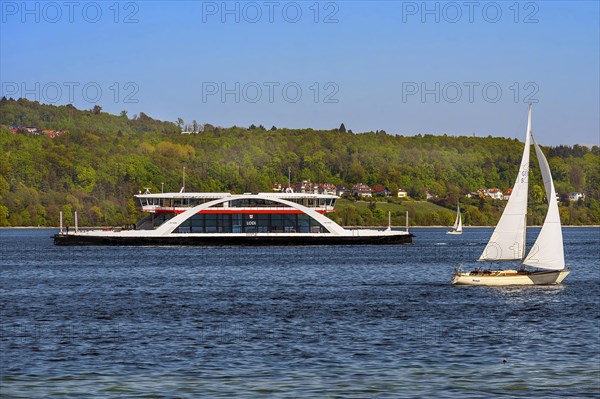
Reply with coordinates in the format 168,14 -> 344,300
523,135 -> 565,270
479,106 -> 532,261
456,212 -> 463,232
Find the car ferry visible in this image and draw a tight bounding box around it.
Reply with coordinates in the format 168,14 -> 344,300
53,190 -> 414,246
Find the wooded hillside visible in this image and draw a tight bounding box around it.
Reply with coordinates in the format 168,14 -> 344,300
1,98 -> 598,227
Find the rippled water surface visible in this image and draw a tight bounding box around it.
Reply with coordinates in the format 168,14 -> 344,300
1,227 -> 599,398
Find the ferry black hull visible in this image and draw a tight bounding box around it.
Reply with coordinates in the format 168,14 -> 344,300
53,233 -> 413,246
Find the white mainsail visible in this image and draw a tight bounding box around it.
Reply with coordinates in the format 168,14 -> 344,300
452,203 -> 463,232
479,106 -> 532,261
523,135 -> 565,270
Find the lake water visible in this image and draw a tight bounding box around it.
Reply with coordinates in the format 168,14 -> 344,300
1,227 -> 599,398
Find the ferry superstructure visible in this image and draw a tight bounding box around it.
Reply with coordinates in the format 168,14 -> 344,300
53,191 -> 414,246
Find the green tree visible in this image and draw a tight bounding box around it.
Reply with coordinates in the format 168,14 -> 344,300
0,205 -> 9,226
531,184 -> 544,204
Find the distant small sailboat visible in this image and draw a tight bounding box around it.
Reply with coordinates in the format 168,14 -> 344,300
452,105 -> 570,286
447,202 -> 462,235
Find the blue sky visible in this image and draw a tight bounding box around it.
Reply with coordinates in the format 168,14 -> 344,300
1,1 -> 598,145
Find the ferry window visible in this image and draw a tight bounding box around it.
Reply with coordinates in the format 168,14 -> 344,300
232,214 -> 242,231
204,214 -> 218,233
310,217 -> 325,233
220,214 -> 231,232
178,219 -> 190,233
270,214 -> 283,232
283,214 -> 296,232
297,214 -> 310,233
256,214 -> 269,233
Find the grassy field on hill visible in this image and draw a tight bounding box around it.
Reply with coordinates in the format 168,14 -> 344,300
332,199 -> 456,227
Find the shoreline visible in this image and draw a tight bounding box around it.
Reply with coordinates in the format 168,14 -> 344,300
3,225 -> 600,229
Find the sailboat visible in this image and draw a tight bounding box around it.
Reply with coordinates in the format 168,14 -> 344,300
447,202 -> 462,235
452,105 -> 570,286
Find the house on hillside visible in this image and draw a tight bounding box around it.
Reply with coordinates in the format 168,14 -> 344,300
272,183 -> 294,193
336,185 -> 351,197
424,189 -> 436,200
353,183 -> 372,198
295,180 -> 318,194
484,188 -> 504,200
503,188 -> 512,201
318,183 -> 337,195
41,130 -> 57,138
569,192 -> 585,202
397,189 -> 408,199
372,185 -> 390,197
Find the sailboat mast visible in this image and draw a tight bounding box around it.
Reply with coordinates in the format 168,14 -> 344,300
522,103 -> 532,258
521,103 -> 533,260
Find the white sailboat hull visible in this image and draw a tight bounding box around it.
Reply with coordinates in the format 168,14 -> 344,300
446,230 -> 462,235
451,269 -> 570,286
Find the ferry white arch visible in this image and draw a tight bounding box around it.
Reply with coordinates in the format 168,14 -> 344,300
154,194 -> 347,236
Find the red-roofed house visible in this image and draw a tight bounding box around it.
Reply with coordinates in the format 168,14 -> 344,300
318,183 -> 337,195
372,185 -> 390,197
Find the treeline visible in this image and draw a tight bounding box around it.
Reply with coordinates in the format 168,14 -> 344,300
0,97 -> 178,135
0,98 -> 598,227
